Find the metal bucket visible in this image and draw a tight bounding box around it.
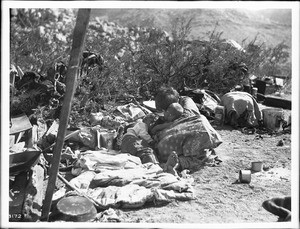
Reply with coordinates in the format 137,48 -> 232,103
57,196 -> 97,222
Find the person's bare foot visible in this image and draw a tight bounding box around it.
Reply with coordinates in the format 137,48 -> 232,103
163,151 -> 179,176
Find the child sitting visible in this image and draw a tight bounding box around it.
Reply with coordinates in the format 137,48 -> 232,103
120,113 -> 159,164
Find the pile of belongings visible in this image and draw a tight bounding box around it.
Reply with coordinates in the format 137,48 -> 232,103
89,102 -> 150,128
52,103 -> 199,209
55,149 -> 195,209
51,101 -> 224,210
179,87 -> 220,120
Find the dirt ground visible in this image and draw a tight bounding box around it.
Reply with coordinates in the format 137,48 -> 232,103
9,106 -> 292,225
117,112 -> 292,224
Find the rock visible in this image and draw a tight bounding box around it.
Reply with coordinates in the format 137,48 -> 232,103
277,140 -> 284,146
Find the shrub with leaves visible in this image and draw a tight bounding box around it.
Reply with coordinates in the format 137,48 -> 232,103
10,8 -> 76,74
10,9 -> 291,127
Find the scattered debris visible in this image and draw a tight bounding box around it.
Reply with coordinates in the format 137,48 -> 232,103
94,208 -> 121,222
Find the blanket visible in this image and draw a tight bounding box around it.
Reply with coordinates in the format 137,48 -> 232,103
221,91 -> 262,127
65,150 -> 195,209
156,115 -> 223,158
72,150 -> 142,174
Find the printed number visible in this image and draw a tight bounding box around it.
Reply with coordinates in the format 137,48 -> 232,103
9,213 -> 22,219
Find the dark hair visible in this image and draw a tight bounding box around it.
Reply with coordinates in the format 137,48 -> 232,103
155,86 -> 179,111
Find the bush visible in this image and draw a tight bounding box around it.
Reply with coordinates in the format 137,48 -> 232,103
10,9 -> 76,73
10,9 -> 291,127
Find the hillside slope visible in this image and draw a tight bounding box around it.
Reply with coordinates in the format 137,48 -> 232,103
91,8 -> 291,48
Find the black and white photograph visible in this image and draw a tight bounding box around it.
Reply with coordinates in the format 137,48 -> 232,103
1,1 -> 299,228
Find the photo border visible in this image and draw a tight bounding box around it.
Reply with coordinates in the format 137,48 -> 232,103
1,1 -> 299,228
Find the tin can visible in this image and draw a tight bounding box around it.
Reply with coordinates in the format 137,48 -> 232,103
251,161 -> 263,172
239,170 -> 251,183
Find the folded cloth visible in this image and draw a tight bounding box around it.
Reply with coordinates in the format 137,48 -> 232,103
91,163 -> 162,187
69,152 -> 195,210
152,188 -> 195,205
87,183 -> 194,209
87,184 -> 153,209
131,172 -> 191,192
75,150 -> 142,171
69,171 -> 96,190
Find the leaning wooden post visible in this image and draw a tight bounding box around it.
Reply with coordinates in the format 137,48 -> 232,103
41,9 -> 91,221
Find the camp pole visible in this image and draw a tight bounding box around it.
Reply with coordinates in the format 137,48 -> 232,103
41,9 -> 91,221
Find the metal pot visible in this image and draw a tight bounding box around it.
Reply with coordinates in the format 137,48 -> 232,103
56,196 -> 97,222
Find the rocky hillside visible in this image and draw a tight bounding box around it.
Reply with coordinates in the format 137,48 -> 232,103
90,8 -> 291,49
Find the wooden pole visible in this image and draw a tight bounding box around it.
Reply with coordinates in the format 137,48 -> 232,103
57,173 -> 101,209
41,9 -> 91,221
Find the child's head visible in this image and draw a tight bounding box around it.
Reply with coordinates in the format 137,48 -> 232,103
142,113 -> 157,127
164,103 -> 183,122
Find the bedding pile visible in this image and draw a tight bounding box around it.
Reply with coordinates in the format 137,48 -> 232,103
60,149 -> 195,209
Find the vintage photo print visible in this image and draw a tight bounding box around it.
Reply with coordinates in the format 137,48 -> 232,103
1,1 -> 299,228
